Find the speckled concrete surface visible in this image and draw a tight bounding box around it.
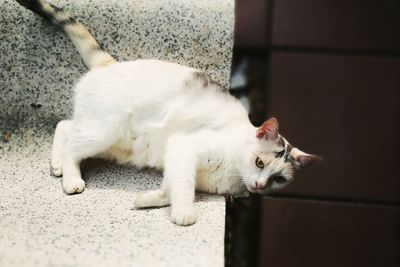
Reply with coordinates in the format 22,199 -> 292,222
0,142 -> 225,267
0,0 -> 233,266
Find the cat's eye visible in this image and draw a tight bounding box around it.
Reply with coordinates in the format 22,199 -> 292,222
273,176 -> 287,184
275,149 -> 285,158
255,157 -> 264,168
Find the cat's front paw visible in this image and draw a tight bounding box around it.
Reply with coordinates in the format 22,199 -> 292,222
170,206 -> 198,226
50,160 -> 63,177
62,177 -> 85,194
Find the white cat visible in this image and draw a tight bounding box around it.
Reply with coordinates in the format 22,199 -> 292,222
18,0 -> 320,225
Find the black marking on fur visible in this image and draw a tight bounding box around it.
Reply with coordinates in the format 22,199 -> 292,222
16,0 -> 37,11
16,0 -> 77,28
193,72 -> 210,87
18,0 -> 51,22
284,144 -> 293,161
53,6 -> 76,25
275,136 -> 286,158
192,71 -> 228,93
16,0 -> 50,19
276,137 -> 293,162
278,136 -> 285,147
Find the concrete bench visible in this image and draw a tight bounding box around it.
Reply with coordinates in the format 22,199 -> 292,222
0,0 -> 234,266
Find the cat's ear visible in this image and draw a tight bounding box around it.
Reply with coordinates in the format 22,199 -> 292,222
256,117 -> 279,141
289,148 -> 322,168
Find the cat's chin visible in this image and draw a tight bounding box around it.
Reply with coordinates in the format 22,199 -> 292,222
248,187 -> 264,194
243,182 -> 259,194
246,186 -> 272,195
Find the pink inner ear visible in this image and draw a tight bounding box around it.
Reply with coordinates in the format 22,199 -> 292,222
256,117 -> 279,141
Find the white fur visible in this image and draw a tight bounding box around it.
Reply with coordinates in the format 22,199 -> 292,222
51,59 -> 298,225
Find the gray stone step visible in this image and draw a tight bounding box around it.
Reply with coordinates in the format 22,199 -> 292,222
0,0 -> 233,266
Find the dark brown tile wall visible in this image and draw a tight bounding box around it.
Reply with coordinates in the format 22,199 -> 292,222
260,197 -> 400,267
267,52 -> 400,203
258,1 -> 400,266
272,0 -> 400,52
234,0 -> 267,48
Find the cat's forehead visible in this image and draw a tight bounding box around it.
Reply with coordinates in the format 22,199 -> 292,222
258,136 -> 294,166
259,135 -> 287,153
260,141 -> 295,179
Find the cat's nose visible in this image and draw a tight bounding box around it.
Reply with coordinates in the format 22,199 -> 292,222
255,181 -> 266,189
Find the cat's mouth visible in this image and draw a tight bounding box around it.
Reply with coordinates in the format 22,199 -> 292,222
247,185 -> 267,194
248,187 -> 273,195
246,181 -> 275,195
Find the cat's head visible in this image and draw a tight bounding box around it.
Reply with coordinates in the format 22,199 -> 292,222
240,117 -> 321,194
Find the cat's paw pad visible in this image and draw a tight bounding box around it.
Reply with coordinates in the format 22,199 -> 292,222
50,160 -> 63,177
171,206 -> 198,226
62,178 -> 85,194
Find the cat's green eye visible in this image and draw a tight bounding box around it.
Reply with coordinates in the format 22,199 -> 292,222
255,157 -> 264,168
273,176 -> 287,184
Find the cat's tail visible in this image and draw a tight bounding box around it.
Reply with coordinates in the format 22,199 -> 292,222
16,0 -> 116,69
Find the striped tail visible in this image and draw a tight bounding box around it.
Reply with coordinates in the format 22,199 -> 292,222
16,0 -> 116,69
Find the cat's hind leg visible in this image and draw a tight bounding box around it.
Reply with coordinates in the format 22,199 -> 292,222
134,189 -> 170,208
62,120 -> 121,194
51,120 -> 73,177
